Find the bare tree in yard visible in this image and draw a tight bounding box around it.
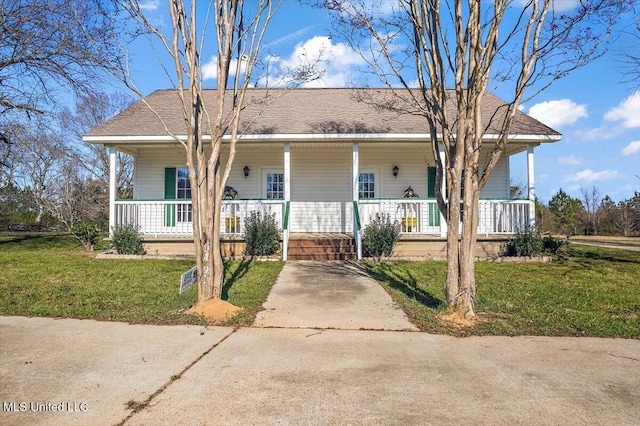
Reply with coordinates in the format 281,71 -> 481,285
12,122 -> 65,228
322,0 -> 625,318
60,93 -> 135,198
123,0 -> 317,303
43,160 -> 109,231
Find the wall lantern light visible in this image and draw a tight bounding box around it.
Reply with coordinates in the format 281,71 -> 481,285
392,165 -> 399,178
243,166 -> 250,178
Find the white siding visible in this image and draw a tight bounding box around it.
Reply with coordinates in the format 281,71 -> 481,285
289,146 -> 351,231
360,145 -> 434,199
290,146 -> 352,202
134,146 -> 283,200
480,156 -> 509,199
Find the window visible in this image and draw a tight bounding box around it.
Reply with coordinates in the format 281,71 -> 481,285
266,173 -> 284,199
177,168 -> 192,222
177,168 -> 191,199
359,173 -> 375,199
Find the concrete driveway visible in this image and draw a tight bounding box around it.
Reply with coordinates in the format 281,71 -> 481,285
1,317 -> 639,425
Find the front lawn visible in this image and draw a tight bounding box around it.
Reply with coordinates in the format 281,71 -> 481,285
2,234 -> 638,338
0,233 -> 282,326
365,244 -> 640,338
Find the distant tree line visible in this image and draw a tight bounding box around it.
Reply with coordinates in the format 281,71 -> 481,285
1,0 -> 134,233
536,187 -> 640,237
0,92 -> 133,232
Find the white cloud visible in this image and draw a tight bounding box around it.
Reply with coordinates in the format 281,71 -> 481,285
265,26 -> 317,49
558,155 -> 582,165
605,91 -> 640,129
259,36 -> 364,88
551,0 -> 582,12
514,0 -> 580,12
573,125 -> 617,141
202,56 -> 247,81
621,140 -> 640,156
138,0 -> 159,11
528,99 -> 588,129
565,169 -> 621,182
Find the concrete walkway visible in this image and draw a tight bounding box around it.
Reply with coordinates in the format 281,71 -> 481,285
1,316 -> 639,425
253,261 -> 417,331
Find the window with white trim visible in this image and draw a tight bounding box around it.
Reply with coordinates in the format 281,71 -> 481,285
358,173 -> 375,199
266,173 -> 284,199
177,167 -> 192,222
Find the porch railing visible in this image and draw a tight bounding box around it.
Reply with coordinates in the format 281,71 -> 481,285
357,199 -> 531,235
358,199 -> 442,235
113,198 -> 530,238
477,199 -> 531,235
113,199 -> 286,237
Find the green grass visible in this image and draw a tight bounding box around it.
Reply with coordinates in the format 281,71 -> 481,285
0,233 -> 282,326
364,244 -> 640,338
3,234 -> 638,337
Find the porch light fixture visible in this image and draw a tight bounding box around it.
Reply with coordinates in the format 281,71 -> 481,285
393,165 -> 399,178
243,166 -> 250,178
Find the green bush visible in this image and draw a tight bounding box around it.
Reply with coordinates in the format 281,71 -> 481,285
70,221 -> 99,252
111,223 -> 145,255
542,234 -> 568,254
362,213 -> 400,260
244,211 -> 280,256
502,225 -> 543,257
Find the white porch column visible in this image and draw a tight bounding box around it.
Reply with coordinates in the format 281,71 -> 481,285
284,143 -> 291,202
352,143 -> 362,259
283,143 -> 291,261
527,146 -> 535,227
108,146 -> 117,237
439,144 -> 448,238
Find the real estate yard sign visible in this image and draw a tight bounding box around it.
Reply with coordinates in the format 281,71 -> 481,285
180,266 -> 198,294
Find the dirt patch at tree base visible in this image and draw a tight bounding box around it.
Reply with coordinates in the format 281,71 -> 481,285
186,299 -> 241,322
439,312 -> 477,328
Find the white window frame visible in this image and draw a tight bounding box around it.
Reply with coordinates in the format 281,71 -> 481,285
358,171 -> 377,199
262,169 -> 284,200
176,167 -> 193,223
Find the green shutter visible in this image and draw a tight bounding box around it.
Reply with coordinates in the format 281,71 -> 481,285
427,167 -> 440,226
427,167 -> 437,199
164,168 -> 176,227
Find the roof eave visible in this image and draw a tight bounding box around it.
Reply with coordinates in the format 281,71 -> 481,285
83,132 -> 562,145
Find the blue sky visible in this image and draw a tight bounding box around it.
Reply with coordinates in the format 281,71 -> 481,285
127,0 -> 640,203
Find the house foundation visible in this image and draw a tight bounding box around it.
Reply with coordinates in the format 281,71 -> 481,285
140,234 -> 508,260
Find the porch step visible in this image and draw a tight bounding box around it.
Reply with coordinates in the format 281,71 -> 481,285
287,234 -> 357,261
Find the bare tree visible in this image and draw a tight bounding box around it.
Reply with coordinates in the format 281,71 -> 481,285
121,0 -> 318,304
59,92 -> 134,198
11,122 -> 66,227
321,0 -> 625,318
42,160 -> 108,231
580,186 -> 601,235
0,0 -> 127,139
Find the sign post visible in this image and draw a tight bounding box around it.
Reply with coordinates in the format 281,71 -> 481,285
180,266 -> 198,294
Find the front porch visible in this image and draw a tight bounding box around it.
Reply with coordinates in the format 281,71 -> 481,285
115,198 -> 530,259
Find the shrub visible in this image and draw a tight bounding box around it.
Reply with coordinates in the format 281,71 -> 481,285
502,225 -> 543,257
362,213 -> 400,260
71,221 -> 99,252
111,223 -> 145,255
244,211 -> 280,256
542,234 -> 568,254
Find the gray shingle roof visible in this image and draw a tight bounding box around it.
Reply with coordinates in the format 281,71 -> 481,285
84,88 -> 560,139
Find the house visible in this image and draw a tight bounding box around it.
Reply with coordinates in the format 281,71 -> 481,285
83,88 -> 560,260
